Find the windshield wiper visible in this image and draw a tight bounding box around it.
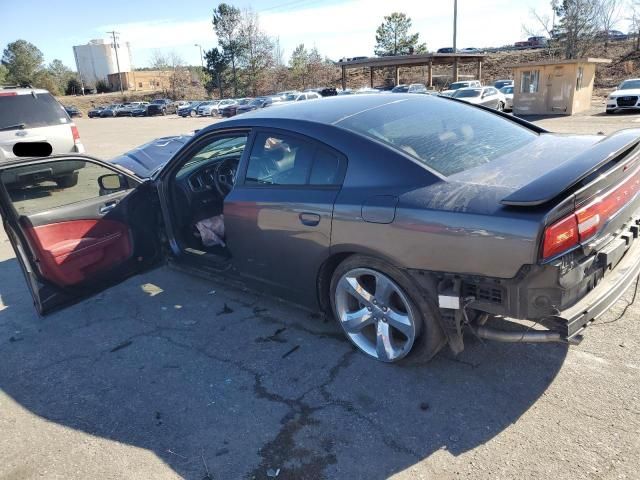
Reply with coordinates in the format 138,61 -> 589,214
0,123 -> 26,132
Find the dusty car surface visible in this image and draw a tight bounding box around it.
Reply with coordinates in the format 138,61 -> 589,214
2,94 -> 640,364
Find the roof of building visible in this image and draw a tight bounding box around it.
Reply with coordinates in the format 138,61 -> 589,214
510,57 -> 612,68
336,53 -> 486,69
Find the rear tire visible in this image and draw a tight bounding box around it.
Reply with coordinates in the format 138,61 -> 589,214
54,172 -> 79,188
329,255 -> 446,364
606,109 -> 615,114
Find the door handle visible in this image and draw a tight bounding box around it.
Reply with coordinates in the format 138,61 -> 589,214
299,212 -> 321,227
99,201 -> 118,214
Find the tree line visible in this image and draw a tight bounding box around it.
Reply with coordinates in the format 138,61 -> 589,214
0,40 -> 82,95
2,2 -> 639,99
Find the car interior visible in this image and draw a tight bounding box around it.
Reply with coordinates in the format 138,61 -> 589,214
169,135 -> 248,258
168,131 -> 339,259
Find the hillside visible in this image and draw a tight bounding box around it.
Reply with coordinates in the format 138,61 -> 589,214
58,39 -> 640,114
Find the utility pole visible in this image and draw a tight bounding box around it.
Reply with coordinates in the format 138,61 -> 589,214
107,30 -> 124,94
452,0 -> 457,53
452,0 -> 458,82
194,43 -> 204,68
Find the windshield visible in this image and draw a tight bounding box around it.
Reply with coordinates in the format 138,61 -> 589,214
336,97 -> 537,177
0,92 -> 69,129
453,89 -> 481,98
620,80 -> 640,90
500,86 -> 514,94
449,82 -> 469,90
392,86 -> 409,93
250,99 -> 264,106
151,100 -> 165,104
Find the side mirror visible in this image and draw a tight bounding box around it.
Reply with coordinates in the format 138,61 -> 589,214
98,173 -> 127,192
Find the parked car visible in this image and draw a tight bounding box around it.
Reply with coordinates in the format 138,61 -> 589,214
220,98 -> 253,117
116,102 -> 148,117
500,85 -> 514,111
5,94 -> 640,366
282,92 -> 322,102
440,80 -> 482,96
88,106 -> 106,118
147,99 -> 176,116
0,86 -> 84,186
131,103 -> 151,117
305,87 -> 338,97
391,84 -> 428,94
198,100 -> 236,116
460,47 -> 481,53
493,79 -> 514,90
178,101 -> 205,117
606,78 -> 640,114
64,105 -> 82,118
354,88 -> 381,95
437,47 -> 454,53
235,97 -> 281,115
99,104 -> 123,117
275,90 -> 299,100
452,86 -> 506,110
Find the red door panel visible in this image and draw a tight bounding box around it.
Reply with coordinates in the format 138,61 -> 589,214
20,218 -> 132,287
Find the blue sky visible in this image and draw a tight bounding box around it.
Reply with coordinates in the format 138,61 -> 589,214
2,0 -> 632,71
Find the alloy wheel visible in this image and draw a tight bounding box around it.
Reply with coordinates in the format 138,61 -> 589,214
334,268 -> 417,362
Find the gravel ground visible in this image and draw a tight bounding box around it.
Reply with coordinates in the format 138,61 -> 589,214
0,108 -> 639,480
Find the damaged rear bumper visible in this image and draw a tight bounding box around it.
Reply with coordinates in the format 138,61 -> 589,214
548,230 -> 640,339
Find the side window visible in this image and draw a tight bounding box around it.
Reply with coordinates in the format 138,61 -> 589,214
246,133 -> 314,185
310,148 -> 341,185
1,160 -> 132,216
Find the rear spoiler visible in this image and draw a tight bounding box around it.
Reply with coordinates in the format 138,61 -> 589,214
502,129 -> 640,207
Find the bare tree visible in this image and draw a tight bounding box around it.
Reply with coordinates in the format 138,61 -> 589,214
239,9 -> 274,96
630,1 -> 640,51
555,0 -> 601,59
597,0 -> 623,51
167,52 -> 192,99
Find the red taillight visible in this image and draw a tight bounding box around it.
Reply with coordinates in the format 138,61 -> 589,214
0,92 -> 18,97
542,167 -> 640,261
70,124 -> 80,144
542,215 -> 579,260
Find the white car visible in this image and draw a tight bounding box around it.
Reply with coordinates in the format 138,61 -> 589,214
451,86 -> 506,111
499,85 -> 514,111
0,87 -> 85,187
283,92 -> 322,102
606,79 -> 640,114
440,80 -> 482,97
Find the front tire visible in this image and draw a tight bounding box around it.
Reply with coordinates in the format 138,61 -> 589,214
496,101 -> 505,112
606,109 -> 615,114
330,255 -> 446,363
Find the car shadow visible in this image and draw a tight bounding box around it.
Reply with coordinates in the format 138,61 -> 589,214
0,257 -> 568,479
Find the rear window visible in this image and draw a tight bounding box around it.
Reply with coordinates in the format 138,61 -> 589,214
336,97 -> 537,177
0,92 -> 69,130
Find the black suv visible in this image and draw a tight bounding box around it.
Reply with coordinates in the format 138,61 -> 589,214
147,99 -> 176,116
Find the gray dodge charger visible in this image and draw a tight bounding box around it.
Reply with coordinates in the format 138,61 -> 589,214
1,94 -> 639,363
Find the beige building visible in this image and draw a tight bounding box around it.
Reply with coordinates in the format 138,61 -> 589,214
511,58 -> 611,115
107,70 -> 171,92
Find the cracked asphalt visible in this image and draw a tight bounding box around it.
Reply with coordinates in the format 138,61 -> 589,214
1,112 -> 640,480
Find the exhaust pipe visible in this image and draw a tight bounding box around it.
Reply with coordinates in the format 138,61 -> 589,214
474,325 -> 563,343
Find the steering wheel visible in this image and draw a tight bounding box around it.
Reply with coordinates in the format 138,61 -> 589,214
213,157 -> 239,197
